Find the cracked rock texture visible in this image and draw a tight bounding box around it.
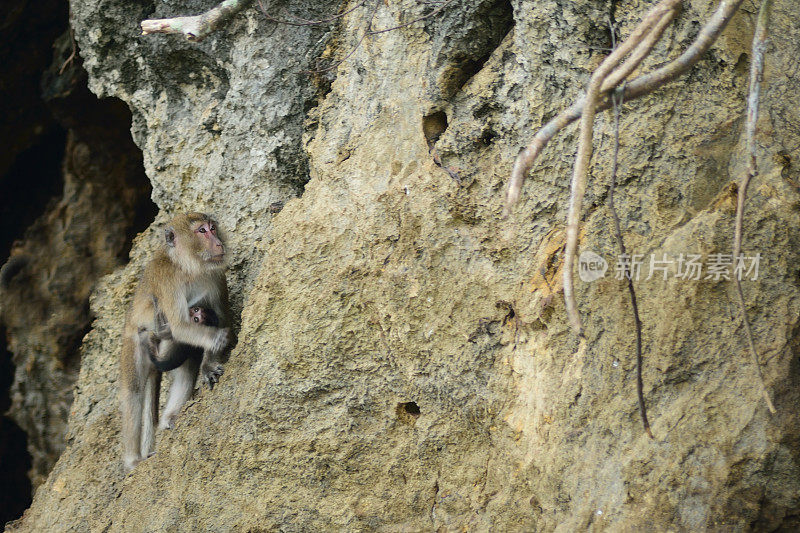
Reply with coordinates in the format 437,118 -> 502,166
8,0 -> 800,530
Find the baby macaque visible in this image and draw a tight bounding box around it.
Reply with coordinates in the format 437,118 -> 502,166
143,302 -> 221,372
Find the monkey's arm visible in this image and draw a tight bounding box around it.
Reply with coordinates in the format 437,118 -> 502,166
153,284 -> 228,353
148,299 -> 216,372
136,254 -> 226,353
196,274 -> 229,389
151,296 -> 172,340
155,290 -> 227,391
139,320 -> 194,372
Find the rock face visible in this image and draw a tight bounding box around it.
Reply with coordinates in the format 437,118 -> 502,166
8,0 -> 800,530
0,31 -> 155,489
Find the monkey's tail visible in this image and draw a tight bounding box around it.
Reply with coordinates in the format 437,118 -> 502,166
140,372 -> 160,457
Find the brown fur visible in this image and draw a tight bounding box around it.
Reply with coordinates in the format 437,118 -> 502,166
120,212 -> 230,472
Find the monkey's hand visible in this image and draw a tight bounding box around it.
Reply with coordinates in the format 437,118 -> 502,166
200,328 -> 228,389
210,327 -> 230,354
201,360 -> 224,390
154,311 -> 172,340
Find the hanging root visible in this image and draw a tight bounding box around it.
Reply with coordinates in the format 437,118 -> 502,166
608,85 -> 654,439
733,0 -> 776,414
564,0 -> 680,335
505,0 -> 745,337
505,0 -> 745,216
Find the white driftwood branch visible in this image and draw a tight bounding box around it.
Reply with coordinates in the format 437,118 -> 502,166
141,0 -> 253,42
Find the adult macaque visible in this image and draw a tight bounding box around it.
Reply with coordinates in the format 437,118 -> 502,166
120,212 -> 230,472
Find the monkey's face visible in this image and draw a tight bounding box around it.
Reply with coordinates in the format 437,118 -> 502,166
165,213 -> 227,271
188,306 -> 219,327
190,306 -> 206,324
192,219 -> 225,263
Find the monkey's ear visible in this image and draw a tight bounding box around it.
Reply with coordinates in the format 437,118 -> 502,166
164,227 -> 176,247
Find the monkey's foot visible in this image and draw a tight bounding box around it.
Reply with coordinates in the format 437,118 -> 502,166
202,363 -> 224,390
159,414 -> 178,430
123,455 -> 143,473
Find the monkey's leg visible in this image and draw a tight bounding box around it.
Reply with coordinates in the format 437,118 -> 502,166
140,369 -> 161,458
159,349 -> 200,430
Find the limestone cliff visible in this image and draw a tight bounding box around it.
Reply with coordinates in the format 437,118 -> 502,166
8,0 -> 800,530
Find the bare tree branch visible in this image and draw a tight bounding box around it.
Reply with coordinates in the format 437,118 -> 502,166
141,0 -> 253,42
59,25 -> 78,75
258,1 -> 368,26
299,0 -> 380,74
505,0 -> 746,215
367,0 -> 458,35
733,0 -> 776,414
257,0 -> 459,72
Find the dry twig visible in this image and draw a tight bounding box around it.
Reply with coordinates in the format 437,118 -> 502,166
367,0 -> 458,35
141,0 -> 253,42
506,0 -> 746,338
608,84 -> 654,438
59,18 -> 78,75
256,0 -> 457,72
298,0 -> 381,74
258,1 -> 368,26
732,0 -> 776,414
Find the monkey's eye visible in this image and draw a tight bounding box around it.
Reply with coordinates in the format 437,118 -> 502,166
193,316 -> 200,323
198,227 -> 207,233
